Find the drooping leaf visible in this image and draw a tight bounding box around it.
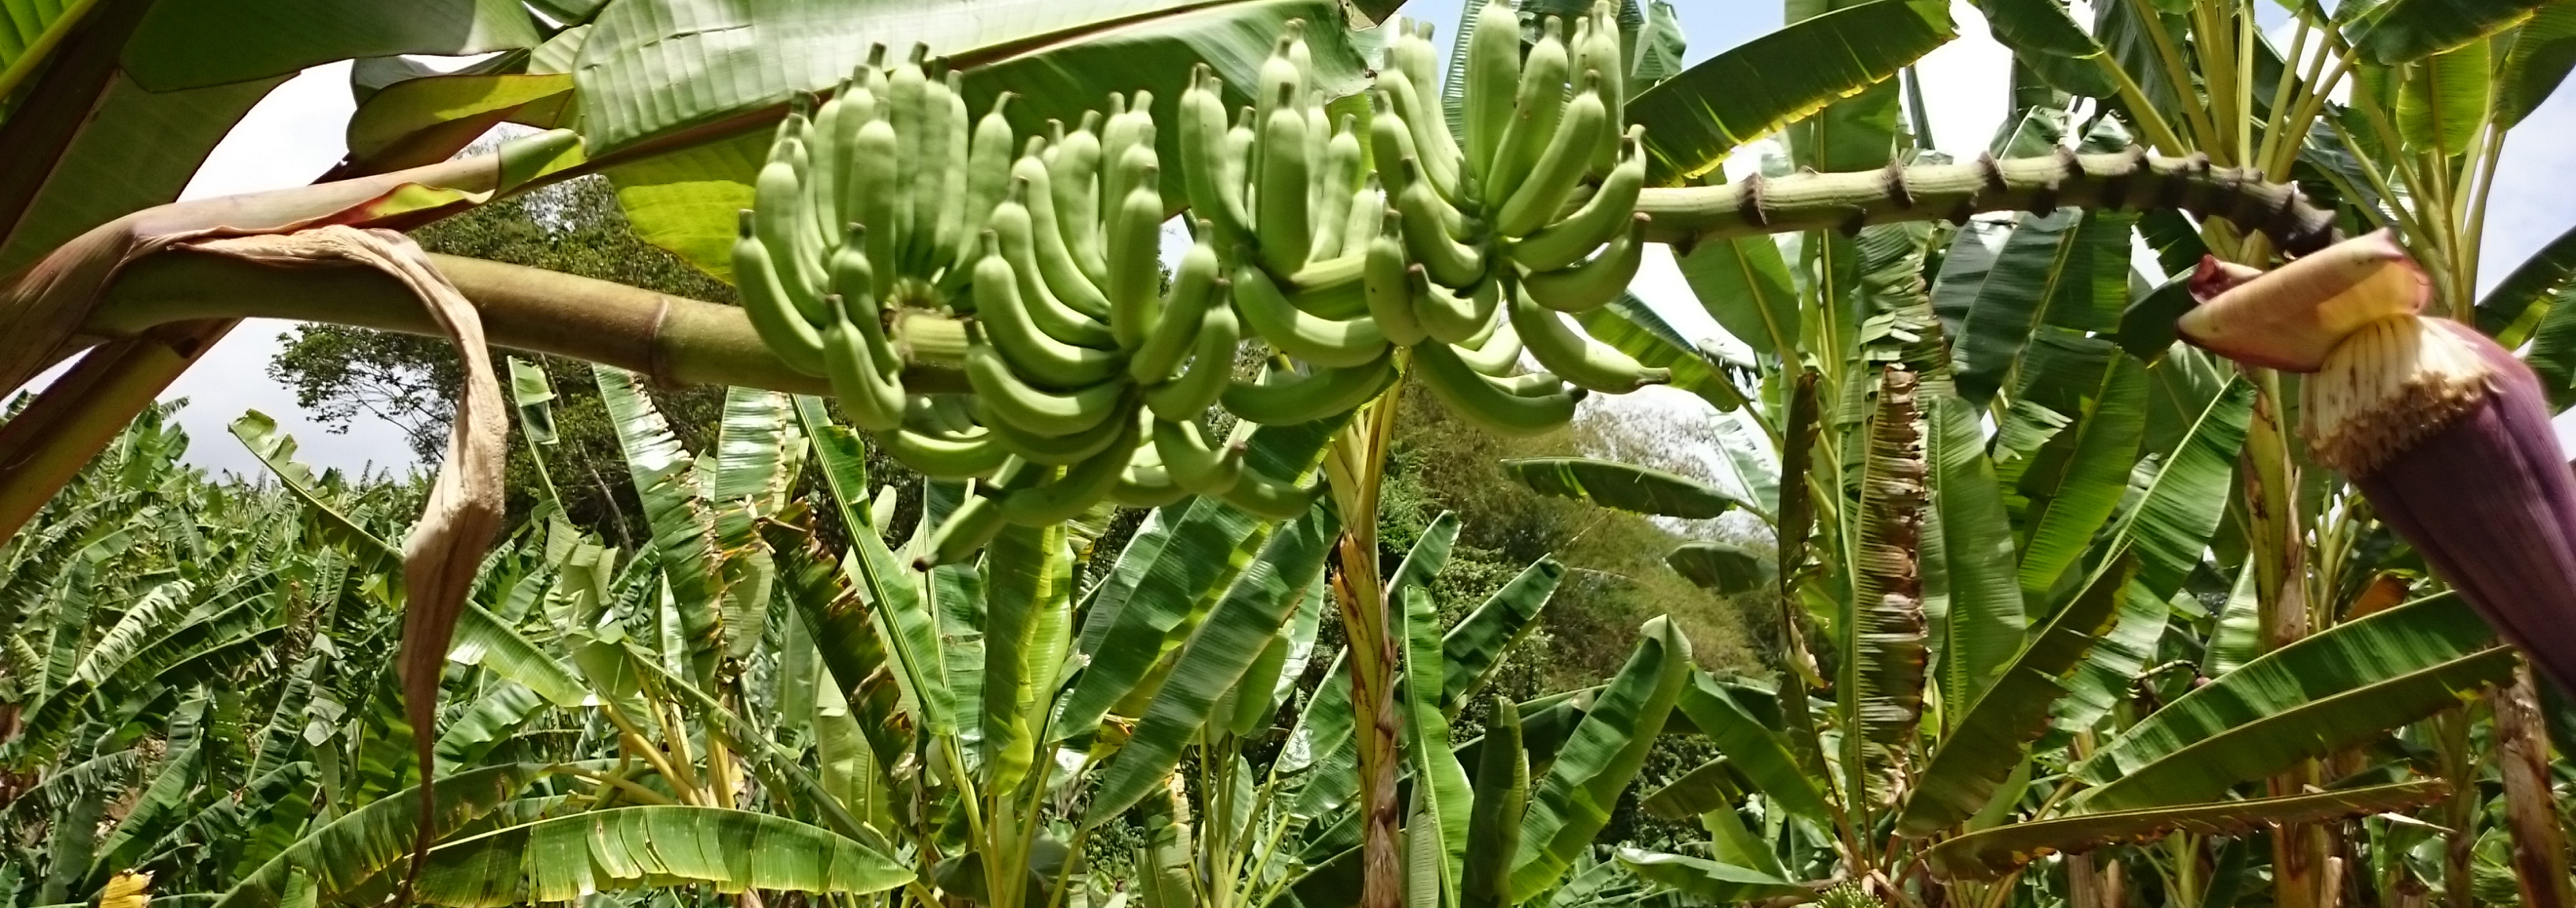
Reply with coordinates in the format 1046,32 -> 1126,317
1629,0 -> 1956,185
1500,457 -> 1743,519
1664,543 -> 1773,595
1926,781 -> 2451,881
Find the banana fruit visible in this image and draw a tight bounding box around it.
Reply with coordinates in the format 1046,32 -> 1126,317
732,9 -> 1663,550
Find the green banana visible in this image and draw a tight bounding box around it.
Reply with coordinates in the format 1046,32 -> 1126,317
1100,92 -> 1148,211
732,211 -> 827,377
965,330 -> 1127,437
828,225 -> 909,385
1255,85 -> 1312,277
971,231 -> 1121,389
1411,265 -> 1500,346
1510,128 -> 1644,272
885,51 -> 929,268
934,69 -> 972,274
961,92 -> 1017,267
754,133 -> 829,324
1377,65 -> 1462,205
1151,418 -> 1245,494
1106,159 -> 1166,351
1455,317 -> 1523,376
1220,351 -> 1396,425
1342,174 -> 1384,252
803,94 -> 844,250
1112,461 -> 1193,508
1180,66 -> 1252,248
1493,370 -> 1573,396
1362,211 -> 1425,347
999,415 -> 1140,525
1494,71 -> 1608,238
1309,114 -> 1362,263
1222,106 -> 1257,224
1510,283 -> 1668,391
1142,302 -> 1241,422
1050,111 -> 1109,287
990,176 -> 1116,349
1521,212 -> 1647,313
822,297 -> 907,432
1396,159 -> 1486,289
1256,24 -> 1307,128
849,113 -> 901,305
1232,261 -> 1387,369
1284,253 -> 1368,319
979,397 -> 1133,465
917,456 -> 1035,568
1413,339 -> 1583,437
880,425 -> 1009,478
1130,231 -> 1223,383
1572,5 -> 1627,174
1463,0 -> 1522,186
1487,17 -> 1569,208
1012,145 -> 1114,320
828,79 -> 873,224
1221,464 -> 1324,519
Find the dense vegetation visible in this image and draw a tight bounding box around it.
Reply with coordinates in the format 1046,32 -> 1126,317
5,0 -> 2576,905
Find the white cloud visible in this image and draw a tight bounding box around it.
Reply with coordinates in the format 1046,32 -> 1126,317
163,62 -> 423,479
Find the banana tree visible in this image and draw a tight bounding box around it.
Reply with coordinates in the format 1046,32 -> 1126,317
0,0 -> 2527,906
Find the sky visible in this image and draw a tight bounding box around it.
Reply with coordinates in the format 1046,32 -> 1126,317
130,0 -> 2576,477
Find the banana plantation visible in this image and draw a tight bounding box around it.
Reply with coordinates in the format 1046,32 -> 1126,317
6,0 -> 2576,904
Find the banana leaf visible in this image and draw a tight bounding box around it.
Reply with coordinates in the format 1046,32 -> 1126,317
214,763 -> 554,908
1896,553 -> 2135,835
1627,0 -> 1954,184
1441,556 -> 1563,712
2069,593 -> 2514,813
1085,504 -> 1341,824
1676,670 -> 1831,823
1926,780 -> 2451,881
413,806 -> 910,905
1506,616 -> 1690,901
1500,457 -> 1744,519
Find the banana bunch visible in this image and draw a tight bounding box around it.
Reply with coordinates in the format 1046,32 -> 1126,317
1365,4 -> 1671,437
736,43 -> 1011,434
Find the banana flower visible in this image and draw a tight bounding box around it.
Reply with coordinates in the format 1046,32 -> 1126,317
2178,230 -> 2576,691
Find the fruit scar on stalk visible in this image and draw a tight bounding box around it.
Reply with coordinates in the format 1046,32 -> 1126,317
2176,229 -> 2576,692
